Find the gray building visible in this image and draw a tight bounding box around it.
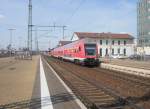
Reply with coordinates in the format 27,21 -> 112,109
137,0 -> 150,46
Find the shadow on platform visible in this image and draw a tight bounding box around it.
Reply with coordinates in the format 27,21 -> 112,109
0,92 -> 76,109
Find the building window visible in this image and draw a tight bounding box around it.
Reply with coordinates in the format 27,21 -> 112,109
100,48 -> 102,57
124,49 -> 126,56
112,48 -> 114,55
118,40 -> 120,45
124,40 -> 126,45
145,39 -> 148,43
100,40 -> 102,45
106,40 -> 108,45
105,48 -> 108,56
112,40 -> 114,45
118,48 -> 120,54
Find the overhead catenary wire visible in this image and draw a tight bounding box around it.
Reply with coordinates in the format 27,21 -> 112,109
63,0 -> 86,25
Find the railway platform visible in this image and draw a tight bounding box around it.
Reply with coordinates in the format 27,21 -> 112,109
0,56 -> 86,109
0,56 -> 39,107
108,59 -> 150,70
101,59 -> 150,78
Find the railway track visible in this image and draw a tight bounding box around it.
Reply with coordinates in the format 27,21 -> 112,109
44,56 -> 148,109
56,58 -> 150,97
93,68 -> 150,88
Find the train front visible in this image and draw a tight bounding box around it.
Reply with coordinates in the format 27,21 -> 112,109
83,43 -> 99,66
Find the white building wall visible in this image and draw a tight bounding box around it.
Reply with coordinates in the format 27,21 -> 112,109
96,39 -> 134,57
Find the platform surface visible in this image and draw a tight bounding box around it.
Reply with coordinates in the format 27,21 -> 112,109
0,56 -> 38,105
0,56 -> 85,109
102,58 -> 150,70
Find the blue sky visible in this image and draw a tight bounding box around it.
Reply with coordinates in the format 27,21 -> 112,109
0,0 -> 137,50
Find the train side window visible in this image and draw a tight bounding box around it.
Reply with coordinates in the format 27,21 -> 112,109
79,46 -> 81,51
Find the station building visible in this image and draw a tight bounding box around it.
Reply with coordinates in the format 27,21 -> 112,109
71,32 -> 135,57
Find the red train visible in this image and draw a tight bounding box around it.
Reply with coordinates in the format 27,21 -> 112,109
51,38 -> 100,66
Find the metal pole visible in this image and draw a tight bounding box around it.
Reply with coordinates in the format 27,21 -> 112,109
62,26 -> 66,40
28,0 -> 32,59
8,28 -> 15,57
49,40 -> 51,50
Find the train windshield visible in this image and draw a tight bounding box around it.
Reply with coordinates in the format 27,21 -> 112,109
84,44 -> 96,56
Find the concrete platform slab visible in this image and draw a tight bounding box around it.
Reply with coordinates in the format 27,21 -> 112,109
0,56 -> 39,105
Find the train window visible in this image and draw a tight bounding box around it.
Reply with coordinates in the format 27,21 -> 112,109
79,46 -> 81,51
85,44 -> 96,56
85,49 -> 96,56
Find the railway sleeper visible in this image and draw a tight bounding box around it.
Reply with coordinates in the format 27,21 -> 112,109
91,98 -> 115,102
88,95 -> 113,99
84,92 -> 106,96
79,90 -> 103,94
77,87 -> 98,91
74,83 -> 96,86
73,84 -> 96,88
95,101 -> 116,107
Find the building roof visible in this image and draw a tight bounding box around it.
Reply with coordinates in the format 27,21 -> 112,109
74,32 -> 134,39
58,40 -> 72,46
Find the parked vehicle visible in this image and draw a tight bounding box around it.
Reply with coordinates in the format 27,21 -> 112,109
129,54 -> 150,61
129,54 -> 141,60
50,38 -> 100,66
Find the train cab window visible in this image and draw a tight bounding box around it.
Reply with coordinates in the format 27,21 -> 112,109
84,44 -> 96,56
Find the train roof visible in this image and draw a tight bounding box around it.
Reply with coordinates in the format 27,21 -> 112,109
53,38 -> 96,51
58,40 -> 72,46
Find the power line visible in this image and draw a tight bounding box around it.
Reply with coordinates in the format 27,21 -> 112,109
64,0 -> 86,25
34,25 -> 67,40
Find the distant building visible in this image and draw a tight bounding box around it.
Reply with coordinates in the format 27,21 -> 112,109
137,0 -> 150,47
72,32 -> 135,57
